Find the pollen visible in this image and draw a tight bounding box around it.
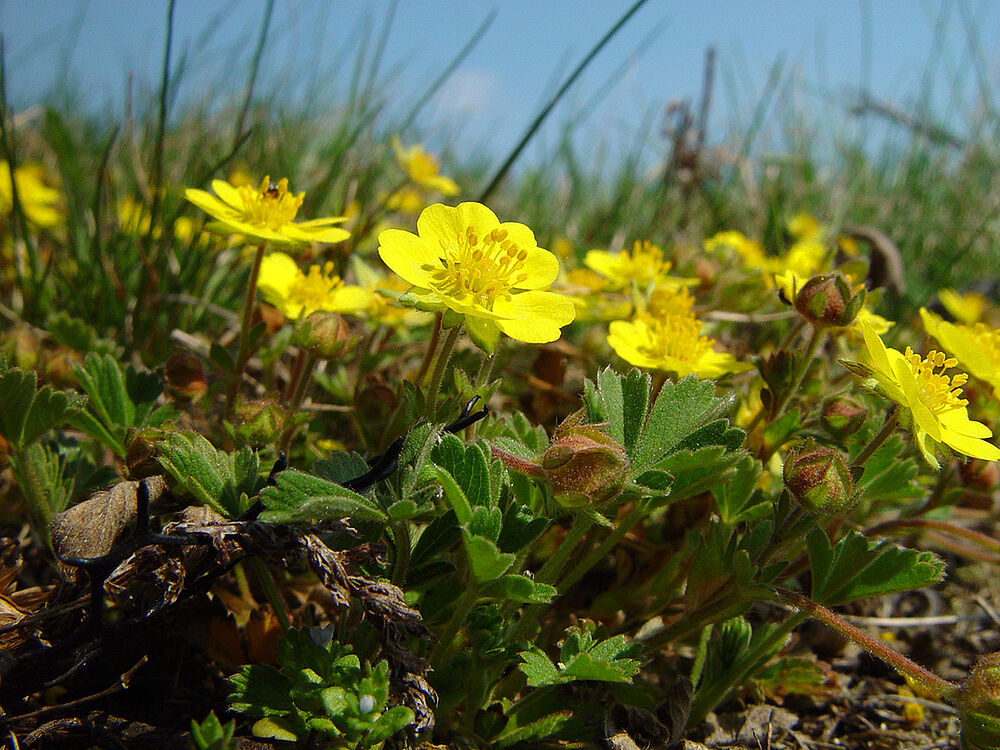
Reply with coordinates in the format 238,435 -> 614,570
903,346 -> 969,413
428,225 -> 529,304
288,262 -> 346,311
626,240 -> 673,282
239,176 -> 303,230
641,311 -> 714,363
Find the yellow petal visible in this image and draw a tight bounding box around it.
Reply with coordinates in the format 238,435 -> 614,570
492,291 -> 576,343
417,202 -> 499,245
892,356 -> 942,442
212,180 -> 246,211
257,252 -> 299,306
377,228 -> 440,288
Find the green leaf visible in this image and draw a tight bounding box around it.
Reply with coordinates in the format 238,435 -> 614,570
467,506 -> 502,542
0,367 -> 83,449
313,451 -> 372,485
156,433 -> 259,517
365,706 -> 415,745
260,469 -> 388,524
69,353 -> 167,455
494,710 -> 574,748
518,621 -> 642,687
409,510 -> 460,570
855,433 -> 922,502
713,455 -> 769,526
433,465 -> 472,525
431,435 -> 492,508
634,375 -> 732,474
462,530 -> 515,582
806,528 -> 946,606
481,574 -> 557,604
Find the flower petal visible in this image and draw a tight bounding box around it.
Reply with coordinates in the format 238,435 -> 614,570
513,241 -> 560,290
257,252 -> 299,307
417,202 -> 499,245
378,228 -> 441,287
212,180 -> 247,212
492,290 -> 576,343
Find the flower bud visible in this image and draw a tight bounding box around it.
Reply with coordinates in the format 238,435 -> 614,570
232,396 -> 288,446
164,353 -> 207,402
124,426 -> 168,480
956,651 -> 1000,749
794,273 -> 864,327
540,410 -> 629,508
295,312 -> 357,360
820,396 -> 868,438
783,438 -> 859,516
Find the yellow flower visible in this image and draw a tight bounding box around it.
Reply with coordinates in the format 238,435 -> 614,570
0,162 -> 62,228
392,136 -> 459,196
845,320 -> 1000,468
559,268 -> 631,323
608,302 -> 753,379
386,186 -> 427,214
585,240 -> 698,291
184,176 -> 349,247
257,252 -> 370,320
938,289 -> 986,325
377,202 -> 575,351
921,308 -> 1000,399
787,213 -> 824,242
704,230 -> 773,273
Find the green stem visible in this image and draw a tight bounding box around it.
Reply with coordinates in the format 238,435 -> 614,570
9,448 -> 52,544
280,350 -> 317,453
686,610 -> 808,725
770,324 -> 826,422
556,503 -> 644,593
248,556 -> 291,632
508,514 -> 594,642
414,311 -> 443,385
430,580 -> 480,670
689,623 -> 714,688
423,323 -> 462,420
227,242 -> 268,416
774,587 -> 958,700
390,521 -> 411,588
852,408 -> 899,468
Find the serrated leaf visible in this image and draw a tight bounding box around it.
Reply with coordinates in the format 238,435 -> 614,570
433,465 -> 472,525
462,530 -> 514,582
481,574 -> 556,603
313,452 -> 372,485
807,528 -> 946,606
409,510 -> 460,570
260,469 -> 388,524
517,646 -> 561,687
0,367 -> 83,449
157,433 -> 259,517
634,375 -> 730,473
494,710 -> 574,748
431,435 -> 492,508
713,455 -> 769,525
855,433 -> 922,502
69,353 -> 166,455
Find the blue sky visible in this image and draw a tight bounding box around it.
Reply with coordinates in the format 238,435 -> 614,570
3,1 -> 998,162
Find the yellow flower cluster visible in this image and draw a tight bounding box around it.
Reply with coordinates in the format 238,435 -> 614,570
608,287 -> 752,379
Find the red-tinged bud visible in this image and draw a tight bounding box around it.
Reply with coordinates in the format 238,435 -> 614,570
491,411 -> 630,509
820,396 -> 868,438
232,396 -> 288,447
960,459 -> 999,492
541,410 -> 629,508
783,438 -> 859,516
38,346 -> 80,387
124,426 -> 169,480
794,272 -> 864,327
295,312 -> 358,360
164,353 -> 207,402
956,651 -> 1000,749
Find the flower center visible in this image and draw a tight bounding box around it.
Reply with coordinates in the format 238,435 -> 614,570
970,322 -> 1000,364
641,311 -> 713,363
289,262 -> 346,313
624,240 -> 672,284
428,225 -> 529,304
648,286 -> 695,317
239,177 -> 303,230
903,347 -> 969,414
